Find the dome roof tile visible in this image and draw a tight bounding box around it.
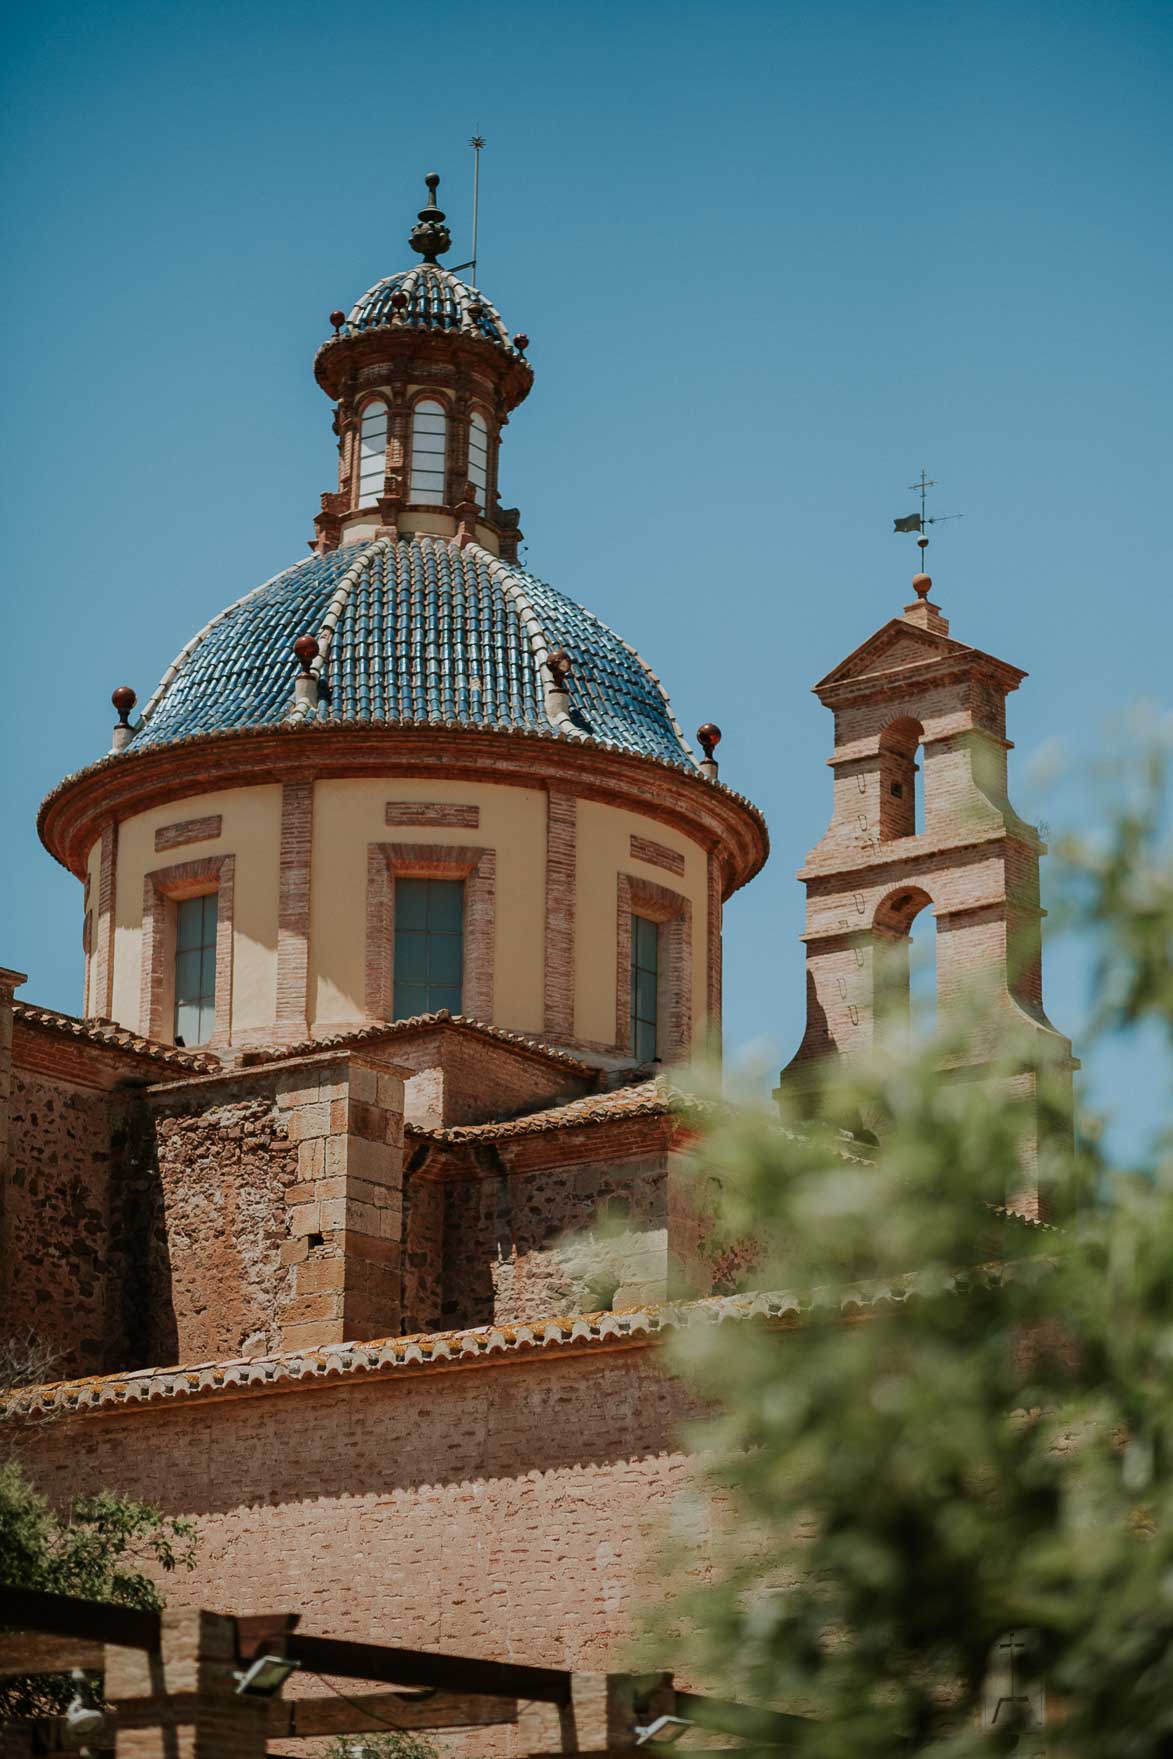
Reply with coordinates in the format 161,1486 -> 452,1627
129,537 -> 696,769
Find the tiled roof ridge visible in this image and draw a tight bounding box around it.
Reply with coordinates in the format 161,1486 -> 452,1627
0,1271 -> 1018,1424
501,550 -> 697,764
238,1010 -> 600,1077
469,543 -> 575,737
12,1001 -> 220,1072
407,1076 -> 696,1144
286,538 -> 390,724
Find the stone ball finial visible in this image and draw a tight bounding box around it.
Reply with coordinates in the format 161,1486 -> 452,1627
410,171 -> 451,262
912,574 -> 932,599
112,685 -> 136,725
697,722 -> 722,759
547,647 -> 572,684
329,309 -> 345,333
293,634 -> 319,674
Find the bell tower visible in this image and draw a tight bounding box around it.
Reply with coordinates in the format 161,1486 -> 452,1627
778,560 -> 1075,1182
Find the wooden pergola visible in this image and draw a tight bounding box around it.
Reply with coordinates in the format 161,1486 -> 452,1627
0,1587 -> 808,1757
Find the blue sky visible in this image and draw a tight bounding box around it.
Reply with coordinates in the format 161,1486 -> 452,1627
2,0 -> 1169,1159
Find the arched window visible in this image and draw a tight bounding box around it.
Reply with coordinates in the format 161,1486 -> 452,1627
357,402 -> 388,507
878,717 -> 924,840
410,399 -> 447,504
468,410 -> 489,505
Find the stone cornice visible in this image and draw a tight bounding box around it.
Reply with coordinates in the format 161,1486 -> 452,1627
39,722 -> 769,896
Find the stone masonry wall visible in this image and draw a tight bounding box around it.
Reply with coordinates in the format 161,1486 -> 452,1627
148,1078 -> 300,1365
148,1050 -> 407,1362
411,1146 -> 673,1331
0,1069 -> 120,1378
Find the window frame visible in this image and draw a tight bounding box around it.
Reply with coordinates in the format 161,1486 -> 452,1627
173,891 -> 220,1046
615,872 -> 693,1063
392,875 -> 466,1020
366,841 -> 496,1024
140,855 -> 235,1046
467,407 -> 490,507
409,395 -> 450,506
356,398 -> 390,508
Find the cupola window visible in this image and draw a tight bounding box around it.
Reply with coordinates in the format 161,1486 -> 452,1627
393,877 -> 464,1018
410,400 -> 448,504
174,893 -> 218,1046
358,401 -> 389,507
630,914 -> 660,1062
468,410 -> 489,505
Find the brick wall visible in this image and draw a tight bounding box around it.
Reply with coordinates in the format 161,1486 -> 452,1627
387,1027 -> 594,1128
15,1345 -> 719,1718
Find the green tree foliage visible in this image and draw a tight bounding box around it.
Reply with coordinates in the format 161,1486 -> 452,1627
659,730 -> 1172,1755
326,1732 -> 440,1759
0,1460 -> 196,1718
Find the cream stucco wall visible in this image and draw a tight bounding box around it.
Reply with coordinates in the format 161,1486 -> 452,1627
574,800 -> 709,1050
310,777 -> 547,1035
110,786 -> 282,1038
99,775 -> 713,1059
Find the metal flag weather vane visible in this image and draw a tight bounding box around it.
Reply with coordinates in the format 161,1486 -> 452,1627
894,470 -> 963,536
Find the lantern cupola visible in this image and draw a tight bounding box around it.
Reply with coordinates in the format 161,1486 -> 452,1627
312,173 -> 534,558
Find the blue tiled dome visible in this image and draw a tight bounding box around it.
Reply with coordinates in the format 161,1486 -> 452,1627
342,266 -> 515,352
130,537 -> 695,768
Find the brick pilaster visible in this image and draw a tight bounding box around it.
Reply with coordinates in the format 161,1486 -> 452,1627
543,789 -> 577,1041
278,1052 -> 405,1350
275,781 -> 314,1035
104,1608 -> 270,1759
706,851 -> 723,1058
92,821 -> 117,1019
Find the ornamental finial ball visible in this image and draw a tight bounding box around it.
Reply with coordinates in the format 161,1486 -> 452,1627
547,647 -> 572,682
697,723 -> 722,758
329,310 -> 345,333
912,573 -> 932,599
513,333 -> 529,354
425,171 -> 440,197
293,634 -> 319,673
111,685 -> 136,724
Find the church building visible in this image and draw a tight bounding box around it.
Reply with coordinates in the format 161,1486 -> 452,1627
0,174 -> 1071,1732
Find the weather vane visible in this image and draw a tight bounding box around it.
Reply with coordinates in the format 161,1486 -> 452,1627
894,470 -> 963,540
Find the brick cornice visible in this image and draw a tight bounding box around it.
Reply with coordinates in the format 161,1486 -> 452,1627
40,723 -> 769,898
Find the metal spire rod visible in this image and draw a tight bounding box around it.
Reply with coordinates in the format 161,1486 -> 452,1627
469,134 -> 485,286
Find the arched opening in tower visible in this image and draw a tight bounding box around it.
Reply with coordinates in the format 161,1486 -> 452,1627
878,716 -> 924,840
874,885 -> 937,1041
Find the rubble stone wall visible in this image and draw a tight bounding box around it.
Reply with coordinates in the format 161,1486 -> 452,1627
0,1069 -> 120,1379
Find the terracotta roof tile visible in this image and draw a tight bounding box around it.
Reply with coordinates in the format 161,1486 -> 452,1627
239,1011 -> 600,1078
0,1274 -> 1014,1424
406,1077 -> 695,1143
12,1003 -> 220,1073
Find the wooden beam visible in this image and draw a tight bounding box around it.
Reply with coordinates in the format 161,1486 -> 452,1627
285,1632 -> 570,1705
0,1633 -> 104,1678
268,1690 -> 520,1738
675,1691 -> 811,1746
0,1587 -> 160,1651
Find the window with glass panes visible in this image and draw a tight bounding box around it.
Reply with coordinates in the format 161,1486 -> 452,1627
393,878 -> 464,1019
357,401 -> 388,506
630,914 -> 659,1061
409,400 -> 447,503
174,893 -> 218,1045
468,410 -> 489,504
